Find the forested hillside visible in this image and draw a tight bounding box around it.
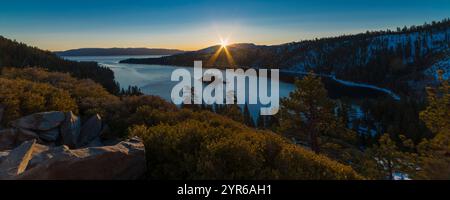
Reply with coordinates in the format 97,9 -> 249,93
275,19 -> 450,95
0,36 -> 119,94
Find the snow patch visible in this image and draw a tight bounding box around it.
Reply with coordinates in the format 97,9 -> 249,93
425,56 -> 450,80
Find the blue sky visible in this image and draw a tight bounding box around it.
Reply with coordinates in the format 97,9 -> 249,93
1,0 -> 449,51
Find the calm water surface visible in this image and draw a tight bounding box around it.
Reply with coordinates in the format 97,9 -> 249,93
64,55 -> 386,121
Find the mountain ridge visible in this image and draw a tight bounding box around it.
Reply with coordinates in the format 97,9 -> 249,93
55,47 -> 185,56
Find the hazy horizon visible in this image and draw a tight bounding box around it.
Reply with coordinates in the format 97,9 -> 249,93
1,0 -> 449,51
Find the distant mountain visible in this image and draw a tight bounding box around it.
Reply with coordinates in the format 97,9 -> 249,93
55,48 -> 185,56
120,19 -> 450,96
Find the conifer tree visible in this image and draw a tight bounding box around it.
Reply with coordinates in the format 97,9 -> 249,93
364,134 -> 414,180
416,70 -> 450,179
278,73 -> 337,153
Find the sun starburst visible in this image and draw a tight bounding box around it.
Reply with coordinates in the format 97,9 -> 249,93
220,38 -> 229,48
207,36 -> 235,67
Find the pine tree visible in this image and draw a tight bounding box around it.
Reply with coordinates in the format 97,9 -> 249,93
337,100 -> 350,128
278,73 -> 337,153
416,70 -> 450,179
364,134 -> 415,180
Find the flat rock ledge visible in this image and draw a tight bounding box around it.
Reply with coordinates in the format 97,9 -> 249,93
0,111 -> 146,180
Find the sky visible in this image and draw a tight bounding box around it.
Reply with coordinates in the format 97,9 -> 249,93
1,0 -> 449,51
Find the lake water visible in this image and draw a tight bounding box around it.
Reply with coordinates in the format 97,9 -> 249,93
64,55 -> 296,118
63,55 -> 390,121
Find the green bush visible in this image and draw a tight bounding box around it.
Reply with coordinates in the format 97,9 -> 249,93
1,67 -> 120,117
130,115 -> 362,180
0,77 -> 77,125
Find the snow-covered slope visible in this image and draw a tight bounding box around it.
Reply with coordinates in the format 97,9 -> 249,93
276,23 -> 450,96
425,54 -> 450,80
284,26 -> 450,73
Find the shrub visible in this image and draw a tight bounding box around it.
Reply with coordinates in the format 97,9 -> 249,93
130,115 -> 362,180
1,67 -> 120,117
0,78 -> 77,125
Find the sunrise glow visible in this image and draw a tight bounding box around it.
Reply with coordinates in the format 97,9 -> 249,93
220,38 -> 229,48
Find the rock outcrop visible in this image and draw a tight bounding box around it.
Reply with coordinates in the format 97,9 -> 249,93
60,112 -> 81,149
16,137 -> 146,180
11,111 -> 66,131
0,140 -> 36,179
78,114 -> 102,147
7,111 -> 105,148
0,128 -> 39,151
38,128 -> 60,142
0,111 -> 146,180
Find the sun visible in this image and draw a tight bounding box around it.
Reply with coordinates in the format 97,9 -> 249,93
220,38 -> 229,48
208,36 -> 235,66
